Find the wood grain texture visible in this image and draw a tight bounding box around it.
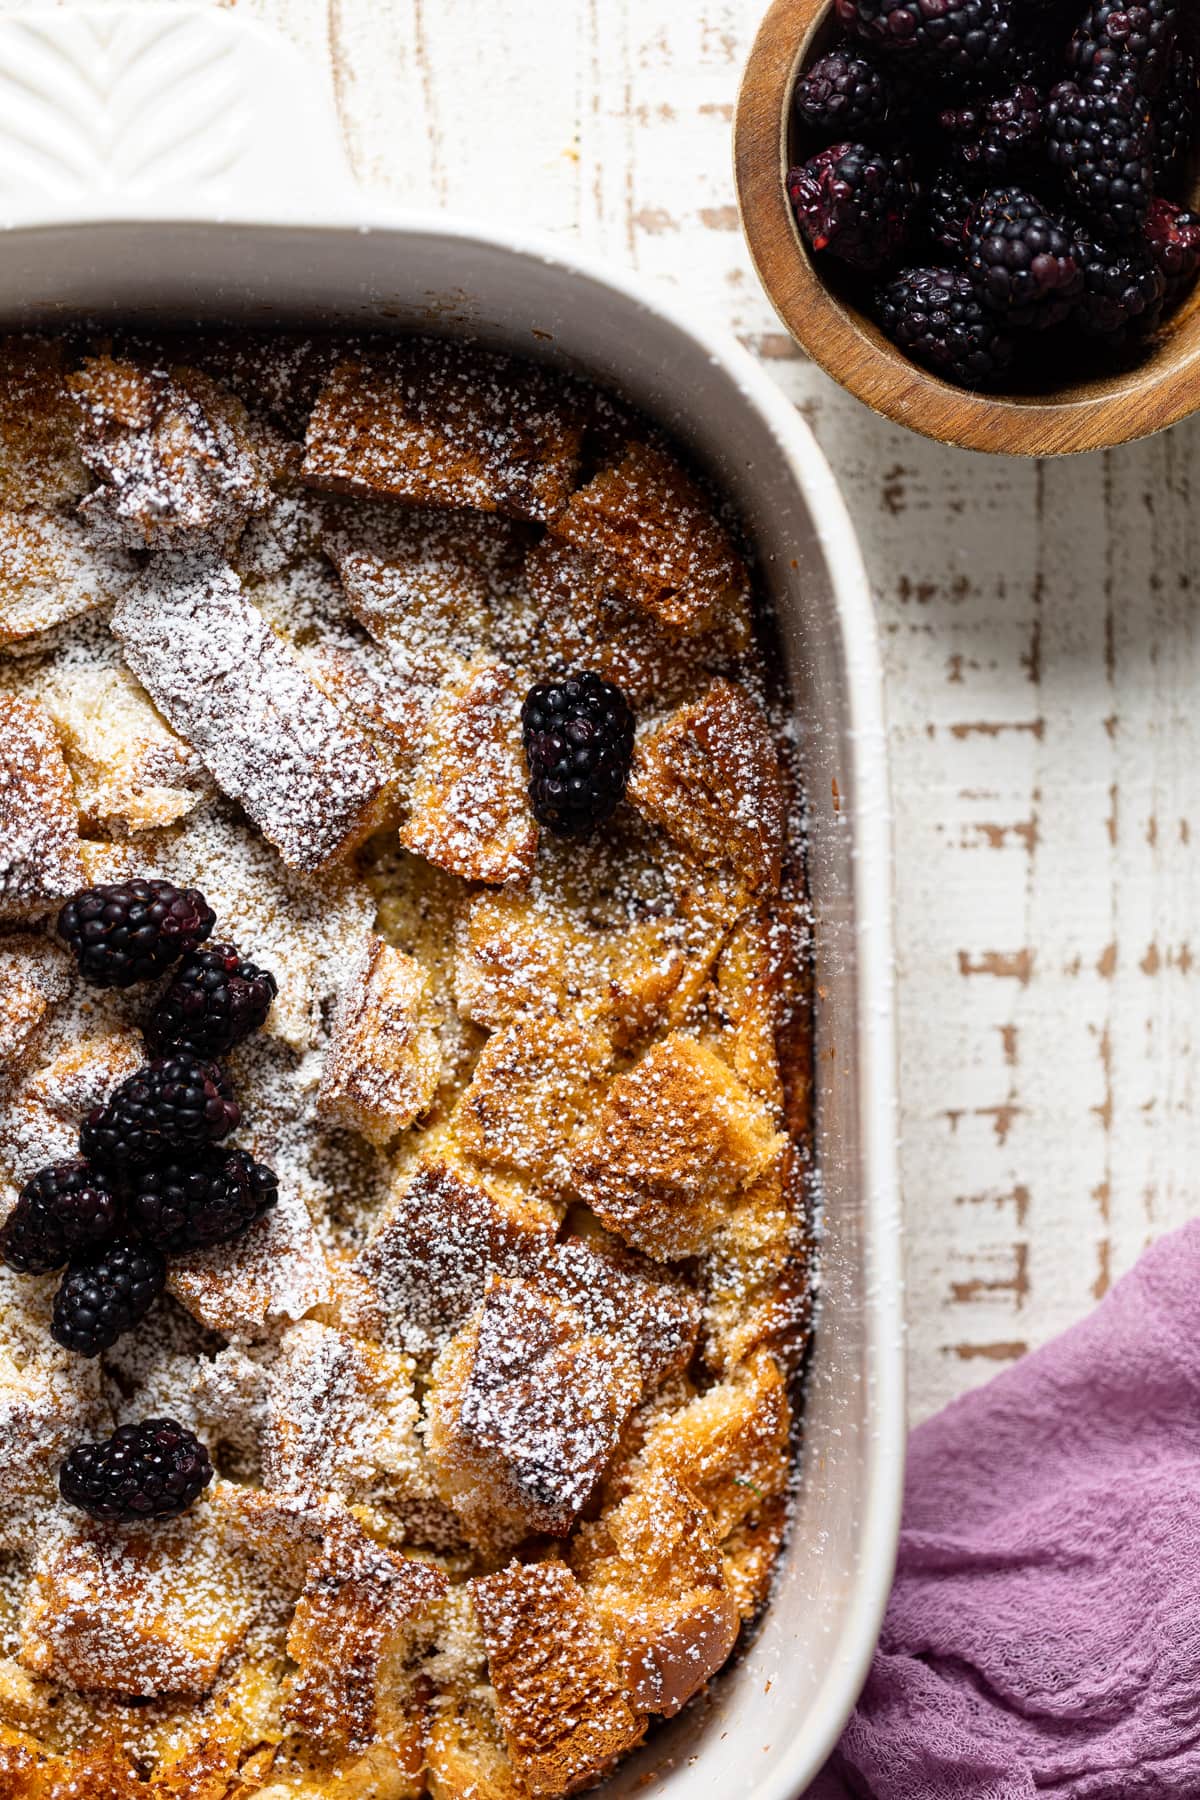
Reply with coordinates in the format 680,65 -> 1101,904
735,0 -> 1200,457
14,0 -> 1196,1426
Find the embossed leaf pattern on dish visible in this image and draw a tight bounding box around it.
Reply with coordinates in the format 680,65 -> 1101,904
0,11 -> 251,205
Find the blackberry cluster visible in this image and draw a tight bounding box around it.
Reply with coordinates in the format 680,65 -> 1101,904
794,48 -> 894,136
877,266 -> 1017,381
788,0 -> 1200,390
52,1238 -> 166,1357
787,142 -> 919,270
60,1419 -> 213,1522
81,1053 -> 241,1171
57,879 -> 214,988
966,188 -> 1084,326
0,1161 -> 119,1274
521,672 -> 636,838
835,0 -> 1015,87
145,943 -> 278,1058
130,1150 -> 279,1253
6,877 -> 284,1518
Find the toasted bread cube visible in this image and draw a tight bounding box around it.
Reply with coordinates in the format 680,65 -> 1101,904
0,1030 -> 143,1183
0,508 -> 132,646
641,1348 -> 791,1545
304,345 -> 583,523
515,539 -> 705,708
572,1033 -> 785,1260
262,1321 -> 422,1507
19,1513 -> 254,1699
0,1346 -> 106,1552
0,336 -> 89,509
211,1482 -> 339,1590
40,664 -> 211,835
470,1560 -> 645,1796
451,1014 -> 611,1189
702,1148 -> 810,1375
572,1471 -> 739,1716
401,658 -> 536,887
0,696 -> 84,917
454,889 -> 608,1031
533,1236 -> 700,1393
0,935 -> 69,1081
630,681 -> 785,893
302,624 -> 440,773
428,1691 -> 527,1800
425,1279 -> 640,1548
713,907 -> 786,1107
168,1185 -> 333,1337
112,557 -> 391,871
453,889 -> 686,1048
318,936 -> 442,1146
721,1491 -> 790,1621
285,1514 -> 446,1765
350,1150 -> 558,1356
69,355 -> 271,549
323,504 -> 528,685
550,440 -> 747,634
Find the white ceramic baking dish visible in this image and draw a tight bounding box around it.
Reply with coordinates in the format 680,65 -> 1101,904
0,9 -> 904,1794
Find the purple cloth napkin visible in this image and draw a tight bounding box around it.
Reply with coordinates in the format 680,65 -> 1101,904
810,1219 -> 1200,1800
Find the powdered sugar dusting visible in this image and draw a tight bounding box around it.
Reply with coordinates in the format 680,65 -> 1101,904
0,326 -> 811,1798
112,555 -> 390,871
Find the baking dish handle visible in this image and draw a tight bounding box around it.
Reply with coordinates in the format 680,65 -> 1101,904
0,6 -> 360,225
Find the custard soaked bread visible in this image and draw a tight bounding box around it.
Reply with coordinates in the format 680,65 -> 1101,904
0,328 -> 812,1800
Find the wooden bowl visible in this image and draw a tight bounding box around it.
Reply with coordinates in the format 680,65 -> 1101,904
734,0 -> 1200,456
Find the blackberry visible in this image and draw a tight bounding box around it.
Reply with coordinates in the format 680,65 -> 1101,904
1066,1 -> 1177,97
1046,76 -> 1155,239
877,266 -> 1017,384
129,1149 -> 279,1254
1074,234 -> 1166,339
787,142 -> 919,270
924,168 -> 977,262
939,84 -> 1044,176
1144,196 -> 1200,307
0,1161 -> 120,1275
1152,47 -> 1197,193
52,1238 -> 166,1357
966,187 -> 1084,327
521,672 -> 635,838
793,46 -> 892,137
145,943 -> 278,1059
80,1053 -> 240,1172
57,879 -> 215,990
60,1418 -> 213,1521
833,0 -> 1015,85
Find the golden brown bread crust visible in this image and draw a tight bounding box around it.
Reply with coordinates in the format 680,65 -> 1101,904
303,346 -> 584,523
400,658 -> 537,886
630,679 -> 787,894
0,697 -> 85,918
425,1278 -> 641,1549
571,1032 -> 787,1260
317,935 -> 443,1145
570,1471 -> 740,1718
549,440 -> 748,635
68,356 -> 272,551
469,1561 -> 645,1796
283,1516 -> 446,1766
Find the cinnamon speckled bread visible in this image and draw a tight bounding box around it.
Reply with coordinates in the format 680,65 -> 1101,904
0,328 -> 812,1800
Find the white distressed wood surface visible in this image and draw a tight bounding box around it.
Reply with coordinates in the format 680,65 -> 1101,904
34,0 -> 1200,1425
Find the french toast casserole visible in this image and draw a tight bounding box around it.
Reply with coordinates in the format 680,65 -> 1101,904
0,329 -> 813,1800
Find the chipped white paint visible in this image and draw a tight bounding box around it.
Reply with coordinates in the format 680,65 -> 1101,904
8,0 -> 1192,1424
